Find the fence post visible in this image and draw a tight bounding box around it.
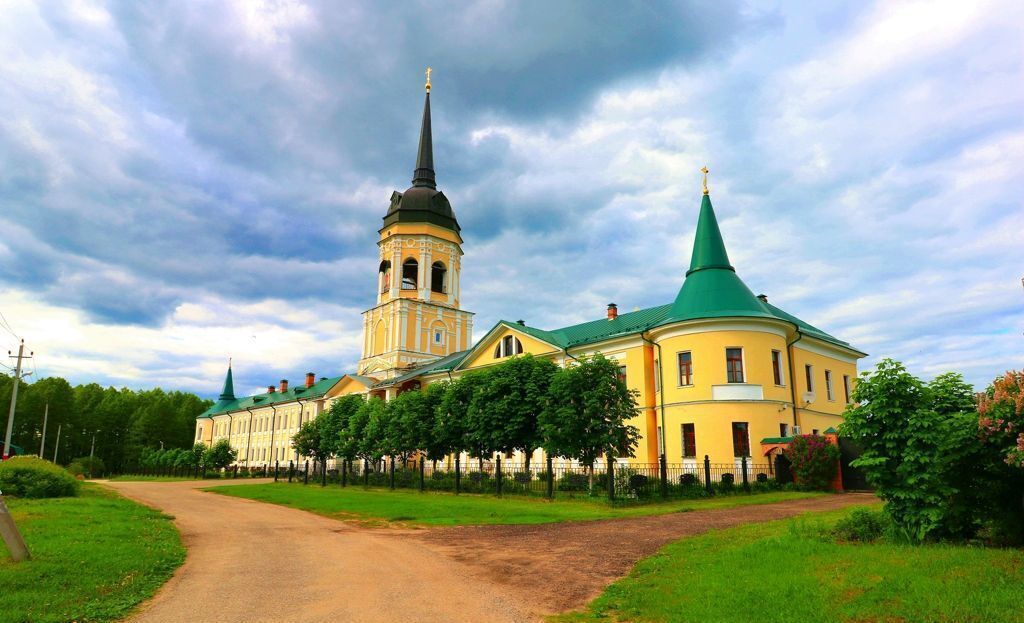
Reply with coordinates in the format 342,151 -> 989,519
288,460 -> 294,482
234,465 -> 239,479
741,455 -> 749,492
389,456 -> 396,490
274,461 -> 279,482
704,454 -> 713,494
304,460 -> 309,485
546,455 -> 554,499
496,456 -> 503,497
342,459 -> 347,487
419,456 -> 425,492
660,453 -> 668,498
455,455 -> 461,494
363,459 -> 369,486
607,455 -> 614,502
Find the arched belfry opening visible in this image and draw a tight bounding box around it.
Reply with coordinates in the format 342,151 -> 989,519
431,261 -> 446,293
402,258 -> 418,290
378,260 -> 391,292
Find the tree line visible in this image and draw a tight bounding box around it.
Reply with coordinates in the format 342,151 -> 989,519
0,374 -> 212,472
292,353 -> 641,474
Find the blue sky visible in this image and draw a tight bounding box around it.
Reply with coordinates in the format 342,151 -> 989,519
0,0 -> 1020,397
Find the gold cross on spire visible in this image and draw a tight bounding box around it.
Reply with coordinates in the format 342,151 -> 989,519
425,66 -> 432,92
700,166 -> 710,195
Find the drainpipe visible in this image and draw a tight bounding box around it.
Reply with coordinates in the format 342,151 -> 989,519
786,327 -> 804,430
225,411 -> 234,465
641,332 -> 667,458
562,346 -> 580,365
244,407 -> 255,466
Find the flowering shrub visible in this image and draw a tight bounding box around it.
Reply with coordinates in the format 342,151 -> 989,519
977,371 -> 1024,467
784,434 -> 839,491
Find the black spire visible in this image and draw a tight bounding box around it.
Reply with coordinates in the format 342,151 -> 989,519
411,92 -> 435,188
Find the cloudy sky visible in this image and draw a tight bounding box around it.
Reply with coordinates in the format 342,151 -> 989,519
0,0 -> 1021,396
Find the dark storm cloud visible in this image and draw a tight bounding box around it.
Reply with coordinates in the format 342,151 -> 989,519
1,0 -> 740,327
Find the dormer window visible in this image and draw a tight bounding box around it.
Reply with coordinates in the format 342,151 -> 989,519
493,335 -> 523,358
402,258 -> 418,290
431,261 -> 447,293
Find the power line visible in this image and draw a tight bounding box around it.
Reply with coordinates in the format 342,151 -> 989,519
0,310 -> 18,340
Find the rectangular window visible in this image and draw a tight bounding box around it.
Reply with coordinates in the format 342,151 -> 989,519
772,350 -> 783,385
616,365 -> 627,385
682,423 -> 696,458
731,422 -> 750,457
654,359 -> 660,392
434,330 -> 443,344
677,351 -> 693,386
780,423 -> 789,437
726,348 -> 744,383
843,374 -> 852,403
805,364 -> 814,393
812,429 -> 819,435
825,370 -> 834,401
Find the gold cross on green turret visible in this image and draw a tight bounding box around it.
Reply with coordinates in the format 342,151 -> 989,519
425,66 -> 432,92
701,166 -> 710,195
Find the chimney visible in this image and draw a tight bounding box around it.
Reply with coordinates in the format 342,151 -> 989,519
607,303 -> 618,320
267,385 -> 275,394
757,294 -> 768,304
305,372 -> 316,388
516,319 -> 525,326
279,379 -> 288,393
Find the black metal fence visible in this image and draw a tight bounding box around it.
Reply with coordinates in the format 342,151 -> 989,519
278,454 -> 781,502
124,454 -> 782,502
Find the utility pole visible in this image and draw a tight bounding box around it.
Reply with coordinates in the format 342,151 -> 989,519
89,431 -> 100,478
52,424 -> 61,463
38,403 -> 48,459
4,339 -> 33,460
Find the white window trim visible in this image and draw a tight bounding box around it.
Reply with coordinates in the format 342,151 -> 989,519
825,369 -> 835,401
725,346 -> 746,384
805,364 -> 815,393
771,349 -> 786,387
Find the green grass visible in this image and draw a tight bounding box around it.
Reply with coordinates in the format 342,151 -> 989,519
0,484 -> 185,623
552,505 -> 1024,623
206,481 -> 823,526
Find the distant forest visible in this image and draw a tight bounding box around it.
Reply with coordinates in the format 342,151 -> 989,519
0,374 -> 212,472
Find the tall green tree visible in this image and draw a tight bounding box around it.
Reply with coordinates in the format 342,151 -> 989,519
540,353 -> 641,476
467,355 -> 557,469
203,439 -> 237,470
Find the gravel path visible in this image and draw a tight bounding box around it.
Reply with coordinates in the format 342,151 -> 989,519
104,480 -> 875,621
103,479 -> 532,623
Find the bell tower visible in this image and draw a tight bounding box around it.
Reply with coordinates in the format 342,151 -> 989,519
358,71 -> 474,379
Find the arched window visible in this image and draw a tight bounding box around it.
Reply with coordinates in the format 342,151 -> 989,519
402,258 -> 418,290
493,335 -> 524,358
431,261 -> 447,294
379,260 -> 391,293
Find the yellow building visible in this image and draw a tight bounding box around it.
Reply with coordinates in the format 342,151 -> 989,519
197,79 -> 865,469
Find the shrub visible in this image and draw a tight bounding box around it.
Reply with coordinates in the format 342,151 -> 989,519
832,508 -> 890,543
756,472 -> 768,483
468,470 -> 490,482
679,473 -> 699,487
720,472 -> 735,485
0,456 -> 80,498
536,470 -> 551,482
784,435 -> 840,491
628,474 -> 649,490
67,456 -> 106,478
431,470 -> 448,481
513,471 -> 532,484
558,472 -> 590,491
717,472 -> 735,493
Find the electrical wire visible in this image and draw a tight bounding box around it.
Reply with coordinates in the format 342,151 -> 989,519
0,309 -> 19,339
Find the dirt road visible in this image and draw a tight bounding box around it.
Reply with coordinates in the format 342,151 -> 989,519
103,479 -> 532,623
106,480 -> 876,622
409,492 -> 878,613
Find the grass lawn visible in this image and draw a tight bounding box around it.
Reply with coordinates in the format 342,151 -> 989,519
207,481 -> 824,526
552,505 -> 1024,623
0,484 -> 185,623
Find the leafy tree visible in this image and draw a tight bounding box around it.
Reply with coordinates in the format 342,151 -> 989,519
467,355 -> 557,469
348,397 -> 386,466
540,354 -> 641,485
841,360 -> 987,541
422,382 -> 455,463
320,395 -> 364,461
293,421 -> 328,466
436,373 -> 482,462
203,439 -> 237,470
783,434 -> 840,490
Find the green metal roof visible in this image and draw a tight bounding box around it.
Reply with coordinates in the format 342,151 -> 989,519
380,350 -> 471,387
761,436 -> 794,444
663,193 -> 776,325
198,375 -> 344,419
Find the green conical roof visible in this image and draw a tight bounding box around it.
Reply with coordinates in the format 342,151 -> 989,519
664,193 -> 775,324
218,363 -> 235,402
